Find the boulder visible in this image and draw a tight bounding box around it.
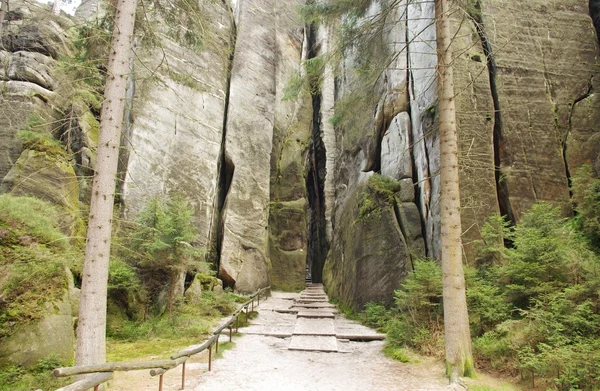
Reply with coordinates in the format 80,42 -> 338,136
323,180 -> 412,311
396,201 -> 426,258
184,276 -> 203,305
0,292 -> 74,367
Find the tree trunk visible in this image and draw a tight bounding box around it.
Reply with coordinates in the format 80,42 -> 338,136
434,0 -> 475,381
0,0 -> 8,38
75,0 -> 138,367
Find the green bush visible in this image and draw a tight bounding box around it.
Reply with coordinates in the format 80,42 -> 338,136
0,356 -> 70,391
571,164 -> 600,246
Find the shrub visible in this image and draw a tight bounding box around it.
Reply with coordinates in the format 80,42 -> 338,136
358,174 -> 402,220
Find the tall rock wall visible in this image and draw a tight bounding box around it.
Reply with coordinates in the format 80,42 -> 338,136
121,1 -> 233,251
219,0 -> 310,293
321,0 -> 600,310
268,2 -> 313,291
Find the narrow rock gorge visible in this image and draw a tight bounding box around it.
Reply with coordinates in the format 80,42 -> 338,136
1,0 -> 600,365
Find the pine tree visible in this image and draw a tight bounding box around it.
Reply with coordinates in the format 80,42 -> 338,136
435,0 -> 474,380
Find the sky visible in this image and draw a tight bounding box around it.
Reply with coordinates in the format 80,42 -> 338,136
39,0 -> 82,15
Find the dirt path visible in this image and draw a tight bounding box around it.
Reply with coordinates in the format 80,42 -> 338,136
108,290 -> 451,391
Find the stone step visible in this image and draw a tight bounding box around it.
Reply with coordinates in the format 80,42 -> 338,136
288,335 -> 338,352
295,299 -> 329,304
292,303 -> 336,309
293,318 -> 336,336
297,310 -> 335,319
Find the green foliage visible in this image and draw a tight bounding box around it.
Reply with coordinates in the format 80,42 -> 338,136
108,258 -> 143,292
282,56 -> 326,101
0,356 -> 70,391
465,267 -> 511,336
16,115 -> 66,157
381,259 -> 445,356
107,291 -> 242,341
382,344 -> 411,363
56,18 -> 111,112
571,164 -> 600,246
360,302 -> 390,329
125,195 -> 200,271
470,203 -> 600,390
0,195 -> 80,338
476,214 -> 512,267
500,203 -> 590,309
358,174 -> 401,220
137,0 -> 212,51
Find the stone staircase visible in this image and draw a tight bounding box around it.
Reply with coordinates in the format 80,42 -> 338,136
241,284 -> 384,353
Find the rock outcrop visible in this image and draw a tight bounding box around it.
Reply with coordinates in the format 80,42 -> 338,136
0,291 -> 75,366
121,1 -> 233,253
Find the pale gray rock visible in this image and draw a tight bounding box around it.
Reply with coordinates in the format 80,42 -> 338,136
7,51 -> 56,90
0,292 -> 74,366
396,202 -> 426,259
219,0 -> 277,293
185,276 -> 203,305
407,0 -> 440,259
122,1 -> 232,250
381,112 -> 412,180
268,0 -> 312,291
398,178 -> 415,203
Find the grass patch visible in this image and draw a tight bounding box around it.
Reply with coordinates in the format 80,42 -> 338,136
214,341 -> 235,359
382,344 -> 411,363
106,292 -> 250,362
0,195 -> 81,339
0,356 -> 71,391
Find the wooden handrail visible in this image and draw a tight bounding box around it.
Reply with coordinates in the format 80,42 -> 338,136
52,286 -> 271,391
54,372 -> 113,391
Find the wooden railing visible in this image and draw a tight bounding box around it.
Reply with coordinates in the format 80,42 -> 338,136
53,286 -> 271,391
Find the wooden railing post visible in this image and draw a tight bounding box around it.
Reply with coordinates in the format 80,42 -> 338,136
229,326 -> 232,342
208,345 -> 212,372
181,361 -> 186,390
159,374 -> 164,391
215,334 -> 219,354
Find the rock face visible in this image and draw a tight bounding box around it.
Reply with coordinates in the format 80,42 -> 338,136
475,0 -> 600,220
121,1 -> 232,252
220,0 -> 309,293
0,291 -> 74,366
1,150 -> 80,235
323,176 -> 413,311
268,1 -> 312,291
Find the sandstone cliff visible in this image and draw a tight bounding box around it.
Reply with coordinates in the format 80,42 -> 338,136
1,0 -> 599,319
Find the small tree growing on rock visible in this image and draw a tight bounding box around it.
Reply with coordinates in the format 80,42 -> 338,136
124,195 -> 202,318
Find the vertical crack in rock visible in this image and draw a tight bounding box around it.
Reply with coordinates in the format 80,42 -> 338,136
209,6 -> 238,287
468,1 -> 516,225
565,76 -> 594,194
305,24 -> 329,283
